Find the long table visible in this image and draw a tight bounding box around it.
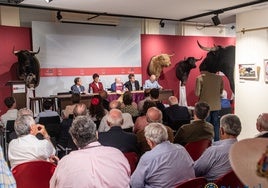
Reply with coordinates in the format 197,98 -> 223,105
53,89 -> 174,111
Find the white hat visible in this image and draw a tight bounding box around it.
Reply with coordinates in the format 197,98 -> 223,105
229,138 -> 268,187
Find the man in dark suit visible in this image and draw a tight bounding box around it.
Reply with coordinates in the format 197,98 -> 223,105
124,73 -> 140,91
71,77 -> 85,94
163,96 -> 191,130
98,109 -> 138,153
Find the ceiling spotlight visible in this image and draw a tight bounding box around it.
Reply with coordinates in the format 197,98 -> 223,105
159,19 -> 165,28
211,14 -> 221,26
57,11 -> 62,21
44,0 -> 53,2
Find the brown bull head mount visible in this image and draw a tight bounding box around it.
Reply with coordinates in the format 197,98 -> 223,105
148,53 -> 174,79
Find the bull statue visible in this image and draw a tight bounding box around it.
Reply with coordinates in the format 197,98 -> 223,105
197,41 -> 235,93
148,53 -> 173,79
13,47 -> 40,88
175,56 -> 202,86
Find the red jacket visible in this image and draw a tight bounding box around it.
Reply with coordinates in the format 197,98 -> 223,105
89,82 -> 104,93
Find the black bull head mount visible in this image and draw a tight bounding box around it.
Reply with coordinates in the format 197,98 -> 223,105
13,48 -> 40,89
197,41 -> 235,93
175,56 -> 202,86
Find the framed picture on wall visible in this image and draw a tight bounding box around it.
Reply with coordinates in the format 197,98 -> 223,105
238,64 -> 258,80
264,59 -> 268,83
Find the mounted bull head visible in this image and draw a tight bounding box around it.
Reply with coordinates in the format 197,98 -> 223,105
13,47 -> 40,88
175,56 -> 202,86
197,41 -> 235,93
148,53 -> 173,79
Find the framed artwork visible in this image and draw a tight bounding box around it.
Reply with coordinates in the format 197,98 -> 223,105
264,59 -> 268,83
239,64 -> 259,80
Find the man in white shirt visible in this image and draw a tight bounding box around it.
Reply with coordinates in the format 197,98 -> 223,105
8,115 -> 56,169
143,74 -> 162,89
0,97 -> 18,128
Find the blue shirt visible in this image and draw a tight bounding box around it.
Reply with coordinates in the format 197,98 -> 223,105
194,138 -> 237,181
130,141 -> 195,188
0,147 -> 16,187
143,79 -> 162,89
221,98 -> 231,108
35,110 -> 60,123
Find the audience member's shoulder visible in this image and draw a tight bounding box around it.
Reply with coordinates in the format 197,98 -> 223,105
122,112 -> 132,118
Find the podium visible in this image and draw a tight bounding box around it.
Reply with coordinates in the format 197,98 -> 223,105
6,80 -> 27,109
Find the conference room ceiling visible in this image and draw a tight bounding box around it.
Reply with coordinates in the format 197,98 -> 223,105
3,0 -> 268,24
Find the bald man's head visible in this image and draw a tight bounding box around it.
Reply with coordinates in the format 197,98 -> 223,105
107,109 -> 123,127
150,74 -> 156,82
73,103 -> 88,117
168,96 -> 178,106
146,107 -> 162,123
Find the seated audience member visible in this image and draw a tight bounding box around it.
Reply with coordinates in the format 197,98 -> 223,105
149,88 -> 165,114
133,100 -> 156,134
0,97 -> 18,127
99,90 -> 110,111
50,116 -> 131,188
0,146 -> 16,187
89,73 -> 104,93
98,109 -> 138,153
131,123 -> 195,187
8,115 -> 56,169
121,91 -> 139,118
110,77 -> 124,92
174,102 -> 214,145
137,89 -> 151,113
35,99 -> 61,123
163,96 -> 191,130
88,96 -> 107,128
58,103 -> 88,157
62,93 -> 80,119
124,73 -> 140,91
194,114 -> 242,181
136,107 -> 174,154
143,74 -> 162,89
70,77 -> 85,94
98,100 -> 134,132
255,113 -> 268,137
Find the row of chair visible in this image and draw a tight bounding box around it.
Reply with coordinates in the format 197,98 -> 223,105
11,160 -> 244,188
175,170 -> 244,188
11,152 -> 138,188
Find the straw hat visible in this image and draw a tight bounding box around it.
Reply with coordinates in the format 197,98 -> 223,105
229,138 -> 268,187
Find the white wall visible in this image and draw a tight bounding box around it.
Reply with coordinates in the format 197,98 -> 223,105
32,20 -> 142,96
235,8 -> 268,139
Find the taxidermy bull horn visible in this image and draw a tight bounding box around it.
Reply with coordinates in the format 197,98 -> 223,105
195,56 -> 203,61
197,41 -> 219,52
29,47 -> 40,55
12,46 -> 20,54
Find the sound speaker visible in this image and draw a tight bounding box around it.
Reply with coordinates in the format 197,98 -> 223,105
212,15 -> 221,26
